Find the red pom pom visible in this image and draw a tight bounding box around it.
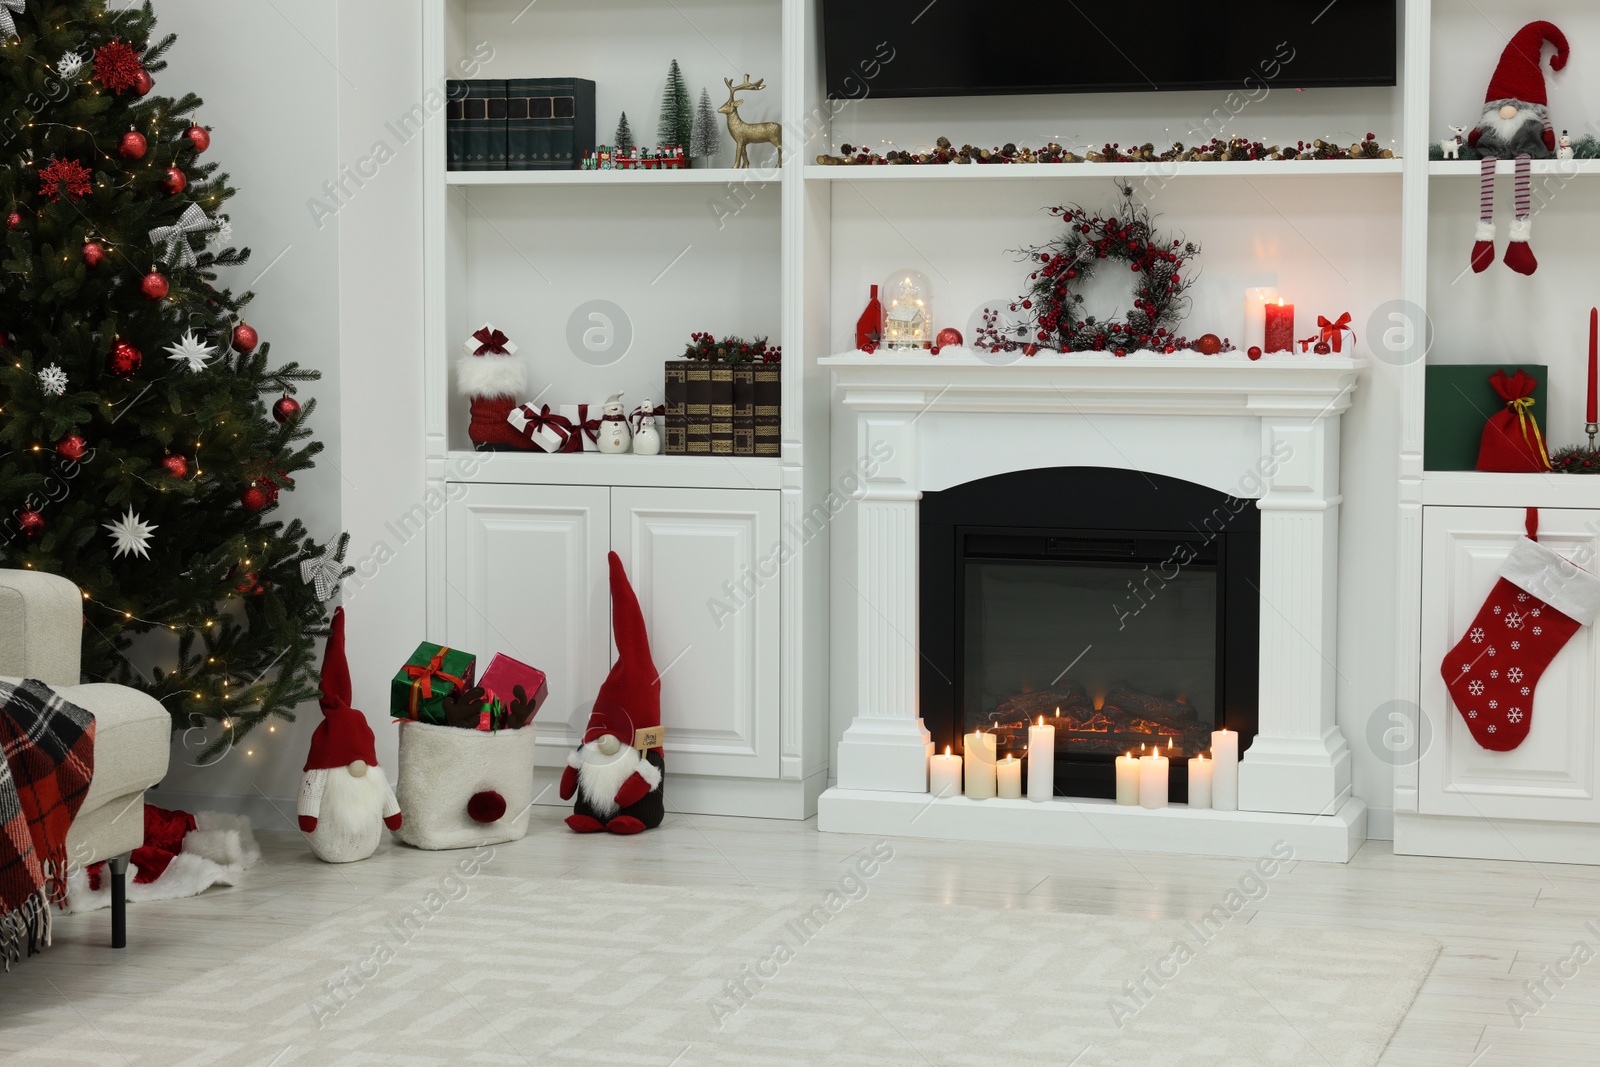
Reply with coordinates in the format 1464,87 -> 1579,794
468,790 -> 507,824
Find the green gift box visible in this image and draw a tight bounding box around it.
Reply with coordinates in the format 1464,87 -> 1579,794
1425,364 -> 1548,471
390,642 -> 477,724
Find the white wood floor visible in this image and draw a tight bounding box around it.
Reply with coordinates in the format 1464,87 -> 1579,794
3,806 -> 1599,1065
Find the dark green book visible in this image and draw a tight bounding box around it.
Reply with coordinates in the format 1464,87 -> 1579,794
685,361 -> 713,455
446,81 -> 468,170
732,364 -> 756,456
663,362 -> 688,455
1425,363 -> 1548,471
461,80 -> 507,171
754,364 -> 781,457
506,78 -> 595,170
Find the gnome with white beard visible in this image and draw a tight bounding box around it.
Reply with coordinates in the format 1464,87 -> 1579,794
1466,21 -> 1569,275
560,552 -> 665,834
297,608 -> 403,862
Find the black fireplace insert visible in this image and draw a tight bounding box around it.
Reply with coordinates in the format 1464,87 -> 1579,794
920,467 -> 1259,802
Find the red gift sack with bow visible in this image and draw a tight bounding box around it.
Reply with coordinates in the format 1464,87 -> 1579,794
1477,369 -> 1553,472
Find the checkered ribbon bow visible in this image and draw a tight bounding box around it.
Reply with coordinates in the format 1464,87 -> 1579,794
299,544 -> 345,602
148,204 -> 216,269
0,0 -> 24,38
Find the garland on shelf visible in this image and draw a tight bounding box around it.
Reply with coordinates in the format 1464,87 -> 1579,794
680,332 -> 781,363
1429,135 -> 1600,161
1550,445 -> 1600,474
976,183 -> 1231,356
817,134 -> 1395,167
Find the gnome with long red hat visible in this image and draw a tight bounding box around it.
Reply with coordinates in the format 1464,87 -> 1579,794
297,608 -> 403,862
560,552 -> 665,834
1466,21 -> 1570,275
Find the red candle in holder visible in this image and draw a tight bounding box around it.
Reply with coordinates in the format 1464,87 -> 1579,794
1587,306 -> 1597,427
1264,299 -> 1295,354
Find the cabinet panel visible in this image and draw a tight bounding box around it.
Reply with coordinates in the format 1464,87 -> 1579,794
445,484 -> 610,757
611,487 -> 781,779
1420,507 -> 1600,823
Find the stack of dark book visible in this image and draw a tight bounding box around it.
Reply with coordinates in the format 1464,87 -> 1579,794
446,78 -> 596,171
662,334 -> 781,456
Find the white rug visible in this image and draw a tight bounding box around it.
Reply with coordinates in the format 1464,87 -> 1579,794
13,872 -> 1438,1066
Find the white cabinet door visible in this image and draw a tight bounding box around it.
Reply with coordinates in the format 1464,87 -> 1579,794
446,484 -> 610,761
611,487 -> 780,778
1420,506 -> 1600,823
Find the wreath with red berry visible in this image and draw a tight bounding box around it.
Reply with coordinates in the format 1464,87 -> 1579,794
979,183 -> 1227,355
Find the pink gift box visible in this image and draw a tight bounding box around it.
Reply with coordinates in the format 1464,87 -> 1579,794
478,653 -> 548,721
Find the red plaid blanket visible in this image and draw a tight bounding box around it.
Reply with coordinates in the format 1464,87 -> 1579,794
0,679 -> 95,969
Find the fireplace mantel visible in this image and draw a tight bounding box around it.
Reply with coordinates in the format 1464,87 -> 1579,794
819,351 -> 1369,862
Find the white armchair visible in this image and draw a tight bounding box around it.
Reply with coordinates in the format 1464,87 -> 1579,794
0,569 -> 170,947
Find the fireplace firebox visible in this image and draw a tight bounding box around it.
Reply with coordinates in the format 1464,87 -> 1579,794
920,467 -> 1260,803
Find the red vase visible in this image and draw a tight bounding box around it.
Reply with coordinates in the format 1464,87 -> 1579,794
856,285 -> 883,351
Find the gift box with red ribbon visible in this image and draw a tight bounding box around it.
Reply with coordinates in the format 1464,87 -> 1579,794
505,402 -> 601,453
1298,312 -> 1356,354
390,642 -> 477,724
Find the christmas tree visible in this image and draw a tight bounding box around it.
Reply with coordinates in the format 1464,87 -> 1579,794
0,0 -> 349,761
614,112 -> 635,154
656,59 -> 691,148
690,87 -> 721,161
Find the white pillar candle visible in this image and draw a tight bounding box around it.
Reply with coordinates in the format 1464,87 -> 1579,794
1188,753 -> 1213,809
996,755 -> 1023,799
1115,751 -> 1141,805
1211,728 -> 1239,811
1139,749 -> 1169,810
964,730 -> 997,800
1027,715 -> 1055,801
929,746 -> 962,798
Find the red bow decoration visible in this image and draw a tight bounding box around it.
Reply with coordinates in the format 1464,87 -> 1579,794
516,404 -> 575,449
576,405 -> 601,446
472,327 -> 512,356
1316,312 -> 1355,353
403,647 -> 466,718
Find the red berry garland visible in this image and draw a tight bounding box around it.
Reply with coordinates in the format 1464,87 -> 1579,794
93,40 -> 146,94
38,159 -> 93,203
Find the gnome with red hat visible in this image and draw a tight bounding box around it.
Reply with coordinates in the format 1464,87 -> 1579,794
560,552 -> 665,834
297,608 -> 403,862
1466,21 -> 1570,275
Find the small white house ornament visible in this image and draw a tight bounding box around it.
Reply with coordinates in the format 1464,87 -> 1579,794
883,269 -> 932,350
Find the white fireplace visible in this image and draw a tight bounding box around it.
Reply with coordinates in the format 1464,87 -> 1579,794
818,351 -> 1370,862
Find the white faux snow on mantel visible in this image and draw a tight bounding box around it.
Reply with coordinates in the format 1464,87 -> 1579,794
818,350 -> 1369,861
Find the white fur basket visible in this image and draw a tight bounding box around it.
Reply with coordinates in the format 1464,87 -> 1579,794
394,720 -> 537,850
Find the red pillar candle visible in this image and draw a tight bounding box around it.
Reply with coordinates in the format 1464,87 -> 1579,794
1264,299 -> 1295,354
1587,306 -> 1597,426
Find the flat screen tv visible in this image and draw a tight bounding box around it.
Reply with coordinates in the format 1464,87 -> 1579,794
823,1 -> 1398,100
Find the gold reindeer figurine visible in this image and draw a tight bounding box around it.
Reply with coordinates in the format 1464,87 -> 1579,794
719,75 -> 782,169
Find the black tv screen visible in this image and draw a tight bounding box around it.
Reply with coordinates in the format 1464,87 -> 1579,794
823,1 -> 1398,99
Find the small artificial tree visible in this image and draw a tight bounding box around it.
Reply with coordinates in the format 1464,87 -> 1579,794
690,86 -> 721,162
0,0 -> 349,760
614,111 -> 635,154
656,59 -> 691,148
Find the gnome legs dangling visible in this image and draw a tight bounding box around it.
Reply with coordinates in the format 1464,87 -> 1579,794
559,552 -> 665,835
1467,21 -> 1569,275
297,608 -> 403,863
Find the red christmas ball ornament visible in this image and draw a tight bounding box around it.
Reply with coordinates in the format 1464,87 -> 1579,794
107,339 -> 142,377
5,212 -> 20,230
1163,345 -> 1176,354
1247,345 -> 1263,361
161,453 -> 189,478
140,271 -> 169,300
928,345 -> 941,356
936,327 -> 963,348
1114,348 -> 1127,358
1195,333 -> 1223,356
55,434 -> 88,462
184,125 -> 211,153
1313,341 -> 1333,355
134,70 -> 154,96
82,241 -> 106,267
271,394 -> 302,423
860,341 -> 877,354
232,323 -> 259,353
118,131 -> 147,160
1022,343 -> 1039,357
240,484 -> 271,512
162,167 -> 187,194
18,510 -> 45,538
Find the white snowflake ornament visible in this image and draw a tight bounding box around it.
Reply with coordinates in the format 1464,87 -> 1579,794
165,330 -> 215,373
206,218 -> 233,253
104,507 -> 158,560
37,363 -> 67,396
56,50 -> 83,78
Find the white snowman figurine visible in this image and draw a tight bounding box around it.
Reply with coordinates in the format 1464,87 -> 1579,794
596,393 -> 632,454
1558,130 -> 1574,161
630,397 -> 662,455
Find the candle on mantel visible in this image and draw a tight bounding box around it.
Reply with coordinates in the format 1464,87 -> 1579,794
1264,298 -> 1295,354
1212,728 -> 1239,811
1188,752 -> 1213,809
1115,751 -> 1141,805
964,729 -> 997,800
1244,287 -> 1279,352
1587,307 -> 1597,429
1139,745 -> 1169,810
1028,714 -> 1056,801
996,754 -> 1023,799
930,745 -> 962,798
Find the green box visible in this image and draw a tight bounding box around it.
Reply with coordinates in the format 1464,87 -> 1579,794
1424,364 -> 1549,471
391,642 -> 477,724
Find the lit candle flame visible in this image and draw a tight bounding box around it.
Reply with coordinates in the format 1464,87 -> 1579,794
1037,715 -> 1045,726
944,745 -> 951,756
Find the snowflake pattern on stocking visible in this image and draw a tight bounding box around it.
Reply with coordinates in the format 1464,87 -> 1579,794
1468,710 -> 1478,719
1468,680 -> 1485,695
1504,611 -> 1525,629
1489,700 -> 1498,709
1511,641 -> 1521,650
1533,626 -> 1543,636
1488,724 -> 1497,734
1507,667 -> 1523,682
1469,627 -> 1485,643
1521,686 -> 1531,696
1508,708 -> 1524,723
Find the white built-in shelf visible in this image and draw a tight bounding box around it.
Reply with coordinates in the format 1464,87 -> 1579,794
1419,470 -> 1600,508
442,450 -> 784,491
1429,158 -> 1600,177
805,159 -> 1404,182
446,168 -> 773,187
